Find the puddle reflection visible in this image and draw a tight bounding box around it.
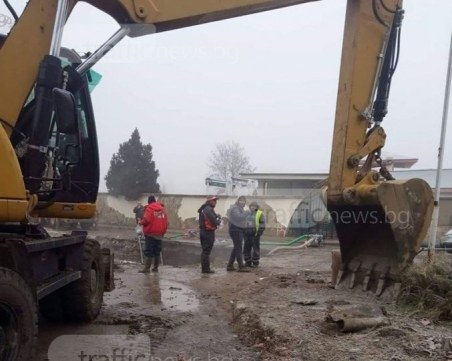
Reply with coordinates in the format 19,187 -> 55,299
137,274 -> 199,312
142,275 -> 163,305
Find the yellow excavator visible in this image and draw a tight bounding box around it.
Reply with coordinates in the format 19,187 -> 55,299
0,0 -> 433,359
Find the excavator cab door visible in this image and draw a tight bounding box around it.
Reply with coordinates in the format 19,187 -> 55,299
11,48 -> 100,206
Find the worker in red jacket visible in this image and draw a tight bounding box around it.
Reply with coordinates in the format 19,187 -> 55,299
139,196 -> 168,273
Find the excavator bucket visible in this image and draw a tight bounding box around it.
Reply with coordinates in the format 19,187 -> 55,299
328,178 -> 433,296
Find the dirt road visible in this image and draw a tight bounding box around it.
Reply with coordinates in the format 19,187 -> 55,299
36,262 -> 259,360
36,231 -> 452,361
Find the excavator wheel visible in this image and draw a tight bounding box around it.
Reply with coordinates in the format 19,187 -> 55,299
39,239 -> 105,323
61,239 -> 105,322
0,267 -> 37,361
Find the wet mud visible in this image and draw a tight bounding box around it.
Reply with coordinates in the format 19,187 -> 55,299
35,231 -> 452,361
36,256 -> 258,360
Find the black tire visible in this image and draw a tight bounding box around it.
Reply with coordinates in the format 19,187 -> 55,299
0,267 -> 38,361
60,239 -> 105,322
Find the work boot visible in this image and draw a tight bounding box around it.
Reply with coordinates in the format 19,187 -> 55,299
139,257 -> 152,273
238,265 -> 251,272
226,265 -> 236,271
152,256 -> 160,273
202,269 -> 215,274
201,255 -> 211,274
245,261 -> 252,267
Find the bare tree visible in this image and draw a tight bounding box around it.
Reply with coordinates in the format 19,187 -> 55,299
208,140 -> 255,180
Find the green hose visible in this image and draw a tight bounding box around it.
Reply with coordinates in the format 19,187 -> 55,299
167,233 -> 186,239
261,234 -> 312,247
168,233 -> 315,248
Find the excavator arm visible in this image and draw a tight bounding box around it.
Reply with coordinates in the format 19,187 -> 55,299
327,0 -> 433,294
0,0 -> 433,294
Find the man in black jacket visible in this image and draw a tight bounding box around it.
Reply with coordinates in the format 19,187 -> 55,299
198,196 -> 222,274
133,202 -> 144,224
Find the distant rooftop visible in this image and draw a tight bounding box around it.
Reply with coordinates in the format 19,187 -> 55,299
391,169 -> 452,189
360,151 -> 418,169
241,173 -> 328,181
241,169 -> 452,190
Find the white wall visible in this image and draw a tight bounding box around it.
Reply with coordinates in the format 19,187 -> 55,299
100,193 -> 303,228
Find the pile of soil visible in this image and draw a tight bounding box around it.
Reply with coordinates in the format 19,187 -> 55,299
191,246 -> 452,361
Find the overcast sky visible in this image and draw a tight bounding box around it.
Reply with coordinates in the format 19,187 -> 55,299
1,1 -> 452,194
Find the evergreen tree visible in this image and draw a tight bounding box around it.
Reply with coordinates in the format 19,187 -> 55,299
105,129 -> 160,200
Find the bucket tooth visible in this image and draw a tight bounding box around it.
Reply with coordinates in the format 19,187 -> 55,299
335,269 -> 345,289
362,264 -> 376,291
393,282 -> 402,300
376,267 -> 390,297
376,277 -> 386,297
349,261 -> 362,289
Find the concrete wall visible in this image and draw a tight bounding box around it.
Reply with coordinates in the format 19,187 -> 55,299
97,193 -> 452,237
98,193 -> 303,230
439,198 -> 452,227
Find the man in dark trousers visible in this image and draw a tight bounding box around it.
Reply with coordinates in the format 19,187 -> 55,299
227,196 -> 250,272
244,201 -> 266,267
198,196 -> 222,274
139,196 -> 168,273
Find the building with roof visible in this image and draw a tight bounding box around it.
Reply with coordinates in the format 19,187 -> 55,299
360,151 -> 419,170
241,169 -> 452,197
241,169 -> 452,234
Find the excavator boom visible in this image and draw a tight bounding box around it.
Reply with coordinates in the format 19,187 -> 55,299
86,0 -> 318,33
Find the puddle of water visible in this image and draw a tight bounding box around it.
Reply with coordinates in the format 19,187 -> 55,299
106,266 -> 199,312
36,265 -> 199,360
142,277 -> 197,311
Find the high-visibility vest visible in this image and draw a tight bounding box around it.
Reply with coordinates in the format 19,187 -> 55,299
255,209 -> 263,235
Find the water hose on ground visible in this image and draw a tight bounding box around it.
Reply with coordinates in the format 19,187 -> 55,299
267,235 -> 322,256
261,234 -> 314,246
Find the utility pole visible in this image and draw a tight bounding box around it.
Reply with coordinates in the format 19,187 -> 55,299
428,32 -> 452,259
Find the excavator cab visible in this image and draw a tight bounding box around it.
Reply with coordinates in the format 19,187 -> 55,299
8,47 -> 101,213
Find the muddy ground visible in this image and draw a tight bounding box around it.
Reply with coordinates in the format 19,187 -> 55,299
37,228 -> 452,361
